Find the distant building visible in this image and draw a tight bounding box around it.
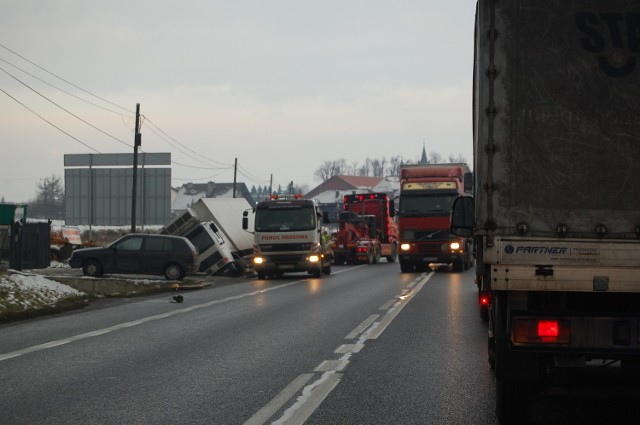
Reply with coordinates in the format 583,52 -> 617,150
171,182 -> 255,218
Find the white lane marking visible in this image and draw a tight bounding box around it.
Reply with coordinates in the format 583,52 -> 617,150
0,279 -> 306,363
366,272 -> 433,340
330,264 -> 367,274
334,343 -> 364,354
379,299 -> 396,310
261,272 -> 435,425
344,314 -> 379,339
273,372 -> 343,425
242,373 -> 315,425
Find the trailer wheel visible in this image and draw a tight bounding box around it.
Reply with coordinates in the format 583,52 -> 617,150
257,272 -> 266,280
367,246 -> 375,264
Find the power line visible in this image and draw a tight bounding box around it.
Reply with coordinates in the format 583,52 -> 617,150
0,42 -> 274,185
0,41 -> 132,115
0,64 -> 132,149
0,55 -> 131,119
0,86 -> 100,153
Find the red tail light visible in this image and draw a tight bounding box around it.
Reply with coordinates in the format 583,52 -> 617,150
513,318 -> 570,344
537,320 -> 559,338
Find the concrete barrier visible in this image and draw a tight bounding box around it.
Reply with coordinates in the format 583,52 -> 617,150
46,276 -> 209,296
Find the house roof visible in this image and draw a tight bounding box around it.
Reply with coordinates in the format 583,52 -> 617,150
304,175 -> 385,199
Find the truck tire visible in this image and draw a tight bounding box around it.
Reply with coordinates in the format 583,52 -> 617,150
367,246 -> 375,264
453,259 -> 465,272
495,378 -> 531,425
322,263 -> 332,275
312,268 -> 322,278
385,244 -> 398,263
373,244 -> 381,264
400,262 -> 413,273
493,292 -> 534,423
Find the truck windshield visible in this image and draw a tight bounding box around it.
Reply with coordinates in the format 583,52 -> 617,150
399,194 -> 456,217
255,206 -> 316,232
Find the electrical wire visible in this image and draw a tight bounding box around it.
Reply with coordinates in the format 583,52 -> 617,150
0,64 -> 132,149
0,55 -> 131,119
0,42 -> 274,185
0,41 -> 132,115
0,86 -> 100,153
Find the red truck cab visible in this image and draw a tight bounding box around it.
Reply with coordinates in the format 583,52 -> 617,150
397,164 -> 473,273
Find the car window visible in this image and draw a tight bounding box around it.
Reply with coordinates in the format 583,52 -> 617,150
145,237 -> 167,252
115,236 -> 143,251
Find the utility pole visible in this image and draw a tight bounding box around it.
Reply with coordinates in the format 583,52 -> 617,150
233,157 -> 238,198
131,103 -> 141,233
269,174 -> 273,196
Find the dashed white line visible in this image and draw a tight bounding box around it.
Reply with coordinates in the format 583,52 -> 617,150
242,373 -> 315,425
344,314 -> 379,339
255,271 -> 435,425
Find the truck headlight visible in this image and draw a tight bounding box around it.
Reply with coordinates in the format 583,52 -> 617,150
450,242 -> 461,250
253,257 -> 265,264
400,243 -> 411,251
308,255 -> 320,263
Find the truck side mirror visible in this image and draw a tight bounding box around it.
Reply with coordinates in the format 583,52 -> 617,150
242,210 -> 249,230
464,172 -> 474,194
450,196 -> 474,237
322,211 -> 330,224
388,199 -> 395,217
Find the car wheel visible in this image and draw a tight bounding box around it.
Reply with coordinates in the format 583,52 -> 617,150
164,263 -> 185,281
82,259 -> 103,277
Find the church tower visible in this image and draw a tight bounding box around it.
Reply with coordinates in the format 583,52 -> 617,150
420,142 -> 428,164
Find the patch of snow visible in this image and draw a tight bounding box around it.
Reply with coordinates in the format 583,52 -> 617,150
0,271 -> 84,312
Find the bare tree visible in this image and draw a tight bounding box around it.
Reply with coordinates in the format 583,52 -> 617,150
429,151 -> 444,164
28,175 -> 65,219
371,158 -> 387,177
314,159 -> 348,181
448,153 -> 467,164
386,156 -> 403,178
357,158 -> 372,176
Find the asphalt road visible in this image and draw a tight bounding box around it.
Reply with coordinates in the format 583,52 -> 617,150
2,263 -> 640,424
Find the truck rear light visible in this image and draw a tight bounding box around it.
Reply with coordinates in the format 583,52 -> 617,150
479,293 -> 490,306
513,319 -> 570,344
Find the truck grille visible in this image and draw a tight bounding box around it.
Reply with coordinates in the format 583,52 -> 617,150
268,254 -> 306,264
260,243 -> 312,252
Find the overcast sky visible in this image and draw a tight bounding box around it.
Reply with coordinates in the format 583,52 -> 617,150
0,1 -> 475,203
